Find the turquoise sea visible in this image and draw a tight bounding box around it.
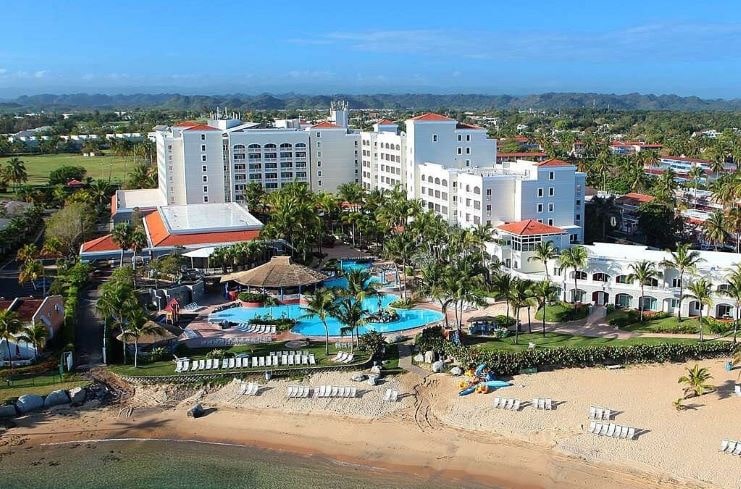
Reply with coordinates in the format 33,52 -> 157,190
0,439 -> 492,489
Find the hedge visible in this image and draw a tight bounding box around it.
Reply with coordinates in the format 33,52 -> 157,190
422,336 -> 735,377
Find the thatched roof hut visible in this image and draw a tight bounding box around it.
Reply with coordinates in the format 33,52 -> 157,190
115,321 -> 178,347
220,255 -> 328,289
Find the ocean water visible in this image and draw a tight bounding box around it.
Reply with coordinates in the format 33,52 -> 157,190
0,439 -> 491,489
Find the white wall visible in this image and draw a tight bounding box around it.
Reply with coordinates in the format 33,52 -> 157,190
307,128 -> 360,193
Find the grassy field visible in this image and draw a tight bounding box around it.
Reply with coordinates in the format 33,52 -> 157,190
3,153 -> 135,185
606,309 -> 721,335
466,332 -> 701,352
0,372 -> 88,403
534,302 -> 589,322
109,340 -> 370,378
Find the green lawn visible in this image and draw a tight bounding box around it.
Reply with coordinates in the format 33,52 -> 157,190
109,340 -> 370,378
607,309 -> 719,335
534,302 -> 589,322
467,332 -> 701,353
4,153 -> 135,185
0,372 -> 88,403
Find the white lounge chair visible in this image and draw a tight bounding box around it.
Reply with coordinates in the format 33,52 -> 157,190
317,385 -> 326,398
383,389 -> 392,402
228,358 -> 236,368
545,398 -> 552,410
330,386 -> 339,397
175,361 -> 183,373
235,357 -> 242,368
512,400 -> 521,411
504,399 -> 514,410
259,357 -> 265,367
220,359 -> 227,368
588,421 -> 597,433
389,390 -> 399,402
190,361 -> 198,371
334,352 -> 346,362
343,353 -> 354,364
197,359 -> 206,369
720,440 -> 730,452
599,424 -> 609,436
182,360 -> 190,371
266,356 -> 273,367
735,384 -> 741,396
594,408 -> 603,420
603,409 -> 611,420
620,426 -> 629,438
251,357 -> 258,368
205,359 -> 212,369
349,387 -> 357,398
732,443 -> 741,456
309,354 -> 316,365
537,398 -> 545,410
613,425 -> 623,438
726,441 -> 737,453
338,387 -> 347,397
589,406 -> 596,419
493,397 -> 501,408
606,424 -> 616,437
626,427 -> 635,440
301,355 -> 308,365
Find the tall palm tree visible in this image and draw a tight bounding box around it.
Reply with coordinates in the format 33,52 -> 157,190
653,169 -> 677,203
16,322 -> 48,362
19,260 -> 46,295
530,280 -> 559,337
510,278 -> 534,342
627,260 -> 659,321
491,272 -> 515,319
687,165 -> 704,203
528,241 -> 557,278
684,278 -> 713,342
129,227 -> 148,271
727,206 -> 741,254
660,243 -> 703,321
120,308 -> 164,368
329,297 -> 368,355
111,222 -> 133,267
557,246 -> 588,303
678,364 -> 713,399
702,210 -> 729,251
301,288 -> 336,355
0,309 -> 22,370
5,157 -> 28,190
721,267 -> 741,344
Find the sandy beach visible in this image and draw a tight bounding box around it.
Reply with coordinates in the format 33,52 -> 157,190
3,359 -> 740,489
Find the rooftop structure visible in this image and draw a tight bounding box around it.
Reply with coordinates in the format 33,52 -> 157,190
220,255 -> 328,290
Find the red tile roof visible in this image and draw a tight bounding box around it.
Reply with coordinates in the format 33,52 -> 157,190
144,211 -> 261,248
456,122 -> 482,130
311,122 -> 340,129
535,158 -> 572,167
174,121 -> 202,127
497,219 -> 564,236
376,119 -> 396,125
410,113 -> 454,122
81,234 -> 121,253
1,298 -> 45,322
183,124 -> 220,132
497,152 -> 548,158
616,192 -> 655,205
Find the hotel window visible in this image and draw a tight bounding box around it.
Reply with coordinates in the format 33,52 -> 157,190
203,185 -> 208,193
201,134 -> 205,141
465,147 -> 470,154
466,134 -> 471,141
201,144 -> 206,151
316,132 -> 321,138
457,147 -> 462,155
318,180 -> 322,186
317,152 -> 321,157
537,188 -> 543,197
457,135 -> 462,141
549,187 -> 554,196
202,176 -> 208,183
486,204 -> 491,211
318,170 -> 322,177
201,155 -> 207,162
548,203 -> 554,212
671,278 -> 681,288
203,196 -> 209,202
432,134 -> 438,142
576,214 -> 581,222
548,218 -> 554,226
202,165 -> 207,172
486,188 -> 491,196
549,171 -> 555,180
317,161 -> 321,167
465,159 -> 470,166
537,203 -> 543,213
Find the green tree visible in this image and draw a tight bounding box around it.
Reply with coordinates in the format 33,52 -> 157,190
530,280 -> 559,337
637,202 -> 683,249
120,308 -> 164,368
721,266 -> 741,344
301,288 -> 336,355
659,243 -> 703,322
627,260 -> 659,321
5,157 -> 28,190
678,364 -> 713,399
702,210 -> 729,251
683,278 -> 713,342
19,260 -> 46,295
44,202 -> 97,258
111,222 -> 133,267
329,297 -> 368,355
16,322 -> 49,362
527,241 -> 558,278
557,246 -> 588,303
0,309 -> 22,370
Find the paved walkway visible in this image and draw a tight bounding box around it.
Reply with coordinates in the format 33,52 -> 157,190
398,343 -> 429,378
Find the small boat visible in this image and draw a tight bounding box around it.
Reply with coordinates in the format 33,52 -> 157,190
483,380 -> 511,389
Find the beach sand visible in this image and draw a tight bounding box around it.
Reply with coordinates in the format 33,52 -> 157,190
4,359 -> 740,489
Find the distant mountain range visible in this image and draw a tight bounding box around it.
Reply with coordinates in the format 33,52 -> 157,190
2,92 -> 741,112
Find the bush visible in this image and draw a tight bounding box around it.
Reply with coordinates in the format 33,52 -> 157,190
238,292 -> 279,305
205,349 -> 235,360
359,331 -> 385,357
248,315 -> 296,331
492,327 -> 510,339
431,339 -> 735,376
415,325 -> 445,352
707,318 -> 733,334
493,315 -> 516,328
389,297 -> 416,309
49,165 -> 87,186
608,309 -> 641,328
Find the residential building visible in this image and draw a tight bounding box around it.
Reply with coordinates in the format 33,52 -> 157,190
0,296 -> 65,363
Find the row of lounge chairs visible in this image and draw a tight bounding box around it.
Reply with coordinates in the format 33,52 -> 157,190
588,422 -> 636,440
239,382 -> 260,396
270,350 -> 310,357
532,398 -> 554,410
236,323 -> 277,334
494,397 -> 521,410
183,302 -> 200,311
315,385 -> 357,398
251,354 -> 316,367
588,405 -> 613,420
719,439 -> 741,455
334,341 -> 353,349
383,388 -> 399,402
331,352 -> 355,363
287,386 -> 312,398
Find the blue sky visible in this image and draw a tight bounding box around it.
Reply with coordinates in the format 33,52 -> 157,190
2,0 -> 741,97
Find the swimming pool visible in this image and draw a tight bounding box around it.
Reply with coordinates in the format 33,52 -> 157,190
210,259 -> 443,336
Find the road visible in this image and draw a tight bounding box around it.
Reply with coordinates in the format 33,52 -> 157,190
74,270 -> 110,369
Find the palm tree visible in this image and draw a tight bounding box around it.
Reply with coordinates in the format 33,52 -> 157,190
510,278 -> 534,342
684,278 -> 713,342
678,364 -> 714,399
660,243 -> 703,321
120,308 -> 164,368
329,297 -> 368,355
557,246 -> 588,303
111,222 -> 133,267
727,206 -> 741,254
687,165 -> 704,203
702,210 -> 729,251
491,272 -> 515,320
16,322 -> 48,362
531,280 -> 559,337
301,288 -> 336,355
627,260 -> 659,322
652,169 -> 677,203
19,260 -> 46,295
0,309 -> 22,370
129,227 -> 148,271
528,241 -> 558,278
5,157 -> 28,190
721,270 -> 741,344
16,243 -> 38,266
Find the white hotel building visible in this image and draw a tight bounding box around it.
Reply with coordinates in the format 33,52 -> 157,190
154,104 -> 360,206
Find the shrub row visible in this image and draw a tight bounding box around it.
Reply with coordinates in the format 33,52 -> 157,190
418,333 -> 735,377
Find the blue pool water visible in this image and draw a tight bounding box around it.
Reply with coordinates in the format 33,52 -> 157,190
211,260 -> 443,336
